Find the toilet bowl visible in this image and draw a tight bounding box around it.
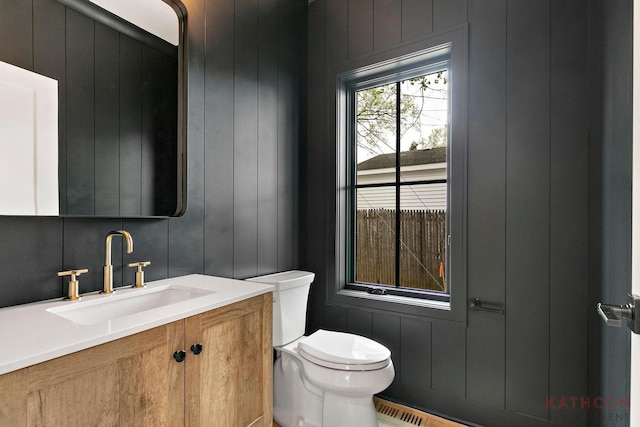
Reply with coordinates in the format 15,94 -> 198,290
274,329 -> 395,427
245,271 -> 395,427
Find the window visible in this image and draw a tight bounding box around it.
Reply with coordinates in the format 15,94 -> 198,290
349,65 -> 450,301
332,27 -> 467,319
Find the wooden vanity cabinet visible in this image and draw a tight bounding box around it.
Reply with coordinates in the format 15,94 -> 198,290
184,293 -> 273,427
0,293 -> 273,427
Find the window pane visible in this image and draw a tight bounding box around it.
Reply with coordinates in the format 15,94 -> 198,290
355,82 -> 397,186
399,186 -> 447,291
397,70 -> 448,291
399,70 -> 448,184
351,70 -> 450,292
399,182 -> 446,211
354,197 -> 396,286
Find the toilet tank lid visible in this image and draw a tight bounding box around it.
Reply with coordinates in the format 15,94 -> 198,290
298,329 -> 391,365
244,270 -> 315,291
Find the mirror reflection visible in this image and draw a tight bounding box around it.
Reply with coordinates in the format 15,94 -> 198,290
0,0 -> 185,217
58,0 -> 185,217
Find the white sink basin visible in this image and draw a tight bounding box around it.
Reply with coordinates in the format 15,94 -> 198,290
47,284 -> 214,326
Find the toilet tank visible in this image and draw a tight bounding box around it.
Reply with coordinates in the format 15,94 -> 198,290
245,270 -> 315,346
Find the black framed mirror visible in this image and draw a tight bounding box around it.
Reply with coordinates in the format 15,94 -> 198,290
0,0 -> 187,217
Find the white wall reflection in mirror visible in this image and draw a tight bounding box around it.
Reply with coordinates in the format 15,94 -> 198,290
89,0 -> 178,45
0,60 -> 58,216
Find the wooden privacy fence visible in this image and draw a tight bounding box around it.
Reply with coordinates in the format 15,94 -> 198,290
355,209 -> 447,291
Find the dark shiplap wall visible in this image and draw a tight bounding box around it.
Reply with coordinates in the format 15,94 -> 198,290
0,0 -> 631,425
0,0 -> 303,306
587,0 -> 633,425
303,0 -> 631,426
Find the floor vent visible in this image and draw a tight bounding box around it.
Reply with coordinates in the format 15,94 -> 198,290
374,397 -> 467,427
375,398 -> 426,426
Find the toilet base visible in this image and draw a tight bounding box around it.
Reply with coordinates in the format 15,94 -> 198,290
322,392 -> 379,427
274,386 -> 380,427
273,351 -> 323,427
273,345 -> 393,427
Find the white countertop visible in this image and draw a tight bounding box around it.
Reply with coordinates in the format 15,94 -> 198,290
0,274 -> 273,375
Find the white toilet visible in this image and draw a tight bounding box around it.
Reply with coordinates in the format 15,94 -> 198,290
246,270 -> 395,427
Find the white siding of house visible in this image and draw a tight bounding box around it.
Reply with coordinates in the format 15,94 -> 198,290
356,183 -> 447,210
356,162 -> 447,211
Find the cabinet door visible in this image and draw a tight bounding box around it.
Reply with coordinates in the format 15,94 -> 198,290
25,321 -> 184,426
0,369 -> 27,425
185,293 -> 273,427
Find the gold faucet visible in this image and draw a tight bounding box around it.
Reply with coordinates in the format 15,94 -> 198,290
102,230 -> 134,294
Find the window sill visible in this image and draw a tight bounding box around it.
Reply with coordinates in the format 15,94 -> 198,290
337,288 -> 451,311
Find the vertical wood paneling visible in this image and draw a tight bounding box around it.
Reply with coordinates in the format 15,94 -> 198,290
323,304 -> 347,333
401,0 -> 433,42
140,46 -> 164,216
304,0 -> 327,334
257,0 -> 279,275
346,307 -> 372,337
119,36 -> 143,216
433,0 -> 467,32
348,0 -> 374,58
373,0 -> 401,51
587,0 -> 633,421
431,323 -> 465,396
170,0 -> 206,278
277,0 -> 299,271
0,0 -> 32,70
586,2 -> 605,419
157,55 -> 179,215
505,0 -> 550,420
234,0 -> 259,278
549,0 -> 589,421
466,0 -> 506,408
94,23 -> 120,216
400,318 -> 431,387
0,218 -> 62,306
33,0 -> 66,214
323,0 -> 348,314
325,0 -> 348,64
372,313 -> 401,389
203,0 -> 235,277
66,9 -> 95,215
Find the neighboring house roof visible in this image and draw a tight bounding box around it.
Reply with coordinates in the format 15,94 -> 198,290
357,146 -> 447,170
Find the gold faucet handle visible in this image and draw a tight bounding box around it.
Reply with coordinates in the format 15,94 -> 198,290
57,268 -> 89,278
128,261 -> 151,288
57,268 -> 89,301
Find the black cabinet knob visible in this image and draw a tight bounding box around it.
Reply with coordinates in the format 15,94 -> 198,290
173,350 -> 186,363
190,343 -> 203,355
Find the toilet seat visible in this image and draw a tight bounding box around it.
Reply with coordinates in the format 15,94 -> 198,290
297,329 -> 391,371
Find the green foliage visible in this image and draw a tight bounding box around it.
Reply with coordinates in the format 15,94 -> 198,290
410,125 -> 448,151
356,71 -> 448,156
409,70 -> 447,90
